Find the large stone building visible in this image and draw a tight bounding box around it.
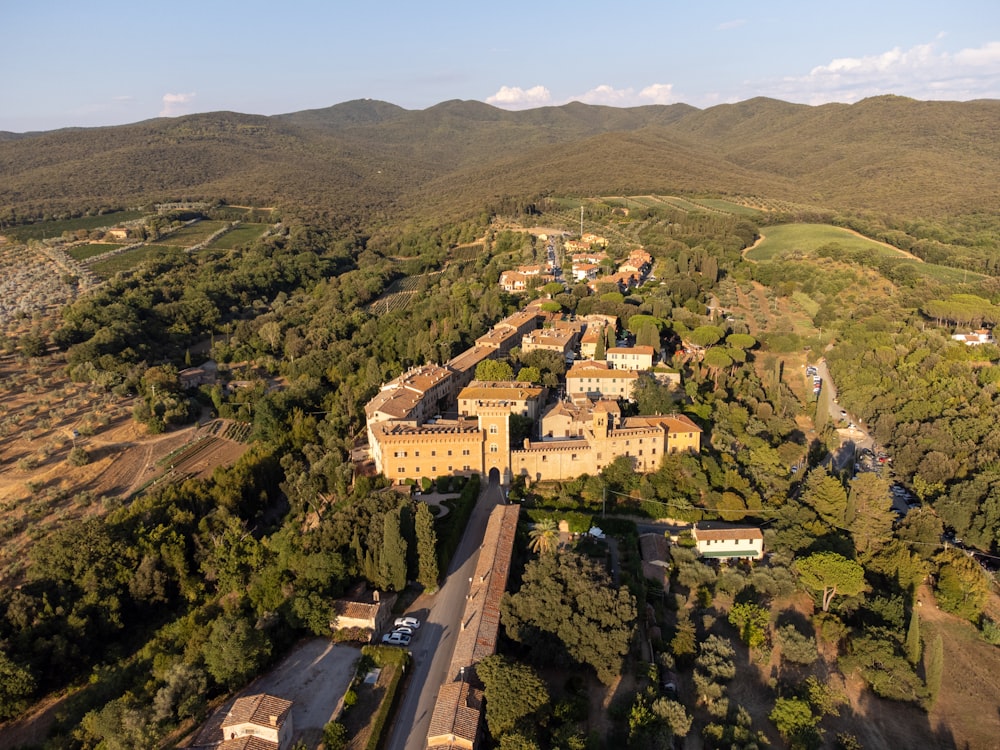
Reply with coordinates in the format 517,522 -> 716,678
512,403 -> 701,482
457,381 -> 546,420
565,360 -> 639,401
365,306 -> 701,487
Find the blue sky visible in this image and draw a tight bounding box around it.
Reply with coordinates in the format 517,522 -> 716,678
3,0 -> 998,132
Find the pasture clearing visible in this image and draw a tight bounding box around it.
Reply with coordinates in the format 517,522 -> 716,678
67,242 -> 125,261
748,223 -> 986,284
746,223 -> 904,261
4,210 -> 146,242
88,245 -> 183,277
204,223 -> 269,249
149,220 -> 229,247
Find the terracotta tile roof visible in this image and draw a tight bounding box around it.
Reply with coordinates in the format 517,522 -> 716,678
632,413 -> 703,433
608,346 -> 654,356
639,533 -> 670,563
426,505 -> 519,749
219,737 -> 279,750
223,694 -> 292,730
446,346 -> 495,374
427,682 -> 484,748
693,524 -> 763,541
567,367 -> 638,381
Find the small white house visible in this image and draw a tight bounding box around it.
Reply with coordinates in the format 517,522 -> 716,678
692,523 -> 764,560
951,329 -> 994,346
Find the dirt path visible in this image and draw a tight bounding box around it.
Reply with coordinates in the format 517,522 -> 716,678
741,232 -> 766,261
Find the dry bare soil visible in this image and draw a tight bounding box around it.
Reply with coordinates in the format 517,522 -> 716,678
0,354 -> 249,584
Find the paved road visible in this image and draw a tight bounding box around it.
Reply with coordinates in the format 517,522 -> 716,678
386,477 -> 504,750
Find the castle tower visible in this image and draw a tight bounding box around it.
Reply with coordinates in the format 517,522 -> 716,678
477,404 -> 512,485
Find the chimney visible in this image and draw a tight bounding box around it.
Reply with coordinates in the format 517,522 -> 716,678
373,590 -> 380,603
269,714 -> 278,726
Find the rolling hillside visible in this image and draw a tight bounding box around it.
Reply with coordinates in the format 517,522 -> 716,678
1,96 -> 997,225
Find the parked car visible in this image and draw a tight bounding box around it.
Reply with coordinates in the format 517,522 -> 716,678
394,616 -> 420,629
393,626 -> 414,636
382,631 -> 411,646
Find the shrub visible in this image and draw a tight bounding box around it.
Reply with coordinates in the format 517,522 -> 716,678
323,721 -> 348,750
67,446 -> 91,466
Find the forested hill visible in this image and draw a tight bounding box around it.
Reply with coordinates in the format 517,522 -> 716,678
1,95 -> 997,224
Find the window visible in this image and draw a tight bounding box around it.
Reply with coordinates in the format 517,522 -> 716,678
415,451 -> 420,457
542,455 -> 547,462
463,449 -> 470,456
415,466 -> 420,472
431,450 -> 436,457
489,424 -> 498,434
490,443 -> 498,453
448,450 -> 453,456
397,467 -> 405,473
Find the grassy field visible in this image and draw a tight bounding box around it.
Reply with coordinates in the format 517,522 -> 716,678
204,223 -> 269,250
691,198 -> 766,217
2,211 -> 147,242
747,224 -> 905,261
749,223 -> 986,283
67,243 -> 125,261
149,221 -> 229,247
89,246 -> 182,277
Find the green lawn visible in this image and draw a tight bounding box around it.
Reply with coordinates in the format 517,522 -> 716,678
67,243 -> 124,261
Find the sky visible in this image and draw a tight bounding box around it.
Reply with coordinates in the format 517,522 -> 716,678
3,0 -> 999,132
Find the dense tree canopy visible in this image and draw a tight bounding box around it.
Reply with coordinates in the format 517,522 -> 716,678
501,550 -> 636,684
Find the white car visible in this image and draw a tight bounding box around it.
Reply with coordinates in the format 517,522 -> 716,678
393,626 -> 414,636
394,616 -> 420,629
382,631 -> 411,646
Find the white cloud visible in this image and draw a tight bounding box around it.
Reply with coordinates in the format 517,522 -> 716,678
573,83 -> 678,107
954,40 -> 1000,66
766,39 -> 1000,104
717,19 -> 747,31
639,83 -> 676,104
160,92 -> 196,117
487,82 -> 677,110
485,85 -> 551,108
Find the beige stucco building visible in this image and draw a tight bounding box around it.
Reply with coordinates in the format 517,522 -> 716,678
607,345 -> 655,370
521,327 -> 579,360
692,523 -> 764,560
458,381 -> 546,420
512,402 -> 702,482
565,361 -> 639,400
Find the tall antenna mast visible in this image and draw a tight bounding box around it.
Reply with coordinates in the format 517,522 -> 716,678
579,205 -> 584,236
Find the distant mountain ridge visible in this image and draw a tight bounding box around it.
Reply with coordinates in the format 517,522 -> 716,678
2,96 -> 997,223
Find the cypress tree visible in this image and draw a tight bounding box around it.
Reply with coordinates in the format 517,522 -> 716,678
906,608 -> 921,665
380,507 -> 407,592
415,502 -> 439,591
594,330 -> 607,360
926,634 -> 943,704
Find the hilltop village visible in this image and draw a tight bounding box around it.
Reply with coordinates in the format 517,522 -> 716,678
364,233 -> 702,487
